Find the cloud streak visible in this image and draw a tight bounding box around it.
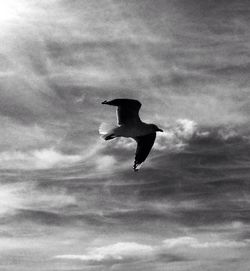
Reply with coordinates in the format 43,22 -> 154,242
0,148 -> 82,170
0,182 -> 76,216
55,242 -> 154,264
55,235 -> 250,266
163,236 -> 248,249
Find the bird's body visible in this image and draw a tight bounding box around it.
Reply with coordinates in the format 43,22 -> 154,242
112,122 -> 156,138
101,99 -> 163,171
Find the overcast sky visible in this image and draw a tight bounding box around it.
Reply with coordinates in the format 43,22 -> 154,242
1,1 -> 250,270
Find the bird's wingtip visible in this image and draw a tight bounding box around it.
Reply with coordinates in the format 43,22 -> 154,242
133,161 -> 142,172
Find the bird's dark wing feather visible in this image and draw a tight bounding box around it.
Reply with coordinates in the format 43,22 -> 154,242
133,133 -> 156,171
102,99 -> 141,125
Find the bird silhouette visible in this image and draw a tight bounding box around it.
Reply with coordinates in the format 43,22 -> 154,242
101,99 -> 163,171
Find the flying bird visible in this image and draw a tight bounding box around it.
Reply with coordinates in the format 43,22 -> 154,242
101,99 -> 163,171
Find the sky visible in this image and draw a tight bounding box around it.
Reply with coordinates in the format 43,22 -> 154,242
1,0 -> 250,270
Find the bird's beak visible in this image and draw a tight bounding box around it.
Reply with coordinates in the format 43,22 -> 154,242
157,128 -> 163,132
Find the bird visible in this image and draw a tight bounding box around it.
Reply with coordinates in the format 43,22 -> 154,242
101,98 -> 163,171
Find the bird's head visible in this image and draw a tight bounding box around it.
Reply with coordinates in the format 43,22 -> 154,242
150,124 -> 163,132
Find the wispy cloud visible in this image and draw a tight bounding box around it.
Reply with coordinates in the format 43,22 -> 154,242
55,235 -> 250,266
163,236 -> 248,249
0,182 -> 76,216
0,148 -> 82,170
55,242 -> 154,264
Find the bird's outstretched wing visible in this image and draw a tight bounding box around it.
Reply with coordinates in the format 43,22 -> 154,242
102,99 -> 141,125
133,133 -> 156,171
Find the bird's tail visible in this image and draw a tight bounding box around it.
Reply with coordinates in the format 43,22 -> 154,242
99,122 -> 116,140
99,122 -> 114,135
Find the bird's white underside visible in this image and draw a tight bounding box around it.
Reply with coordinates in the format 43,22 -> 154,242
99,122 -> 155,138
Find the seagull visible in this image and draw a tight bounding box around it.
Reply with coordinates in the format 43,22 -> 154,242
101,99 -> 163,171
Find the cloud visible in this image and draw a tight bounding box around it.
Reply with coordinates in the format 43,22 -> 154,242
163,236 -> 248,249
0,182 -> 76,218
55,242 -> 154,264
0,185 -> 24,215
95,155 -> 116,172
154,118 -> 246,152
0,117 -> 56,151
0,148 -> 82,170
154,119 -> 198,151
55,235 -> 250,266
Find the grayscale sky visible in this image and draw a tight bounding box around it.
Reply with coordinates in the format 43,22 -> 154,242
1,1 -> 250,270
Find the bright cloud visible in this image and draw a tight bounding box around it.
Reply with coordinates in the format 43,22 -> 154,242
154,119 -> 196,151
0,0 -> 30,24
55,242 -> 154,263
55,236 -> 250,266
0,182 -> 76,216
163,236 -> 248,249
0,148 -> 82,170
95,155 -> 116,171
